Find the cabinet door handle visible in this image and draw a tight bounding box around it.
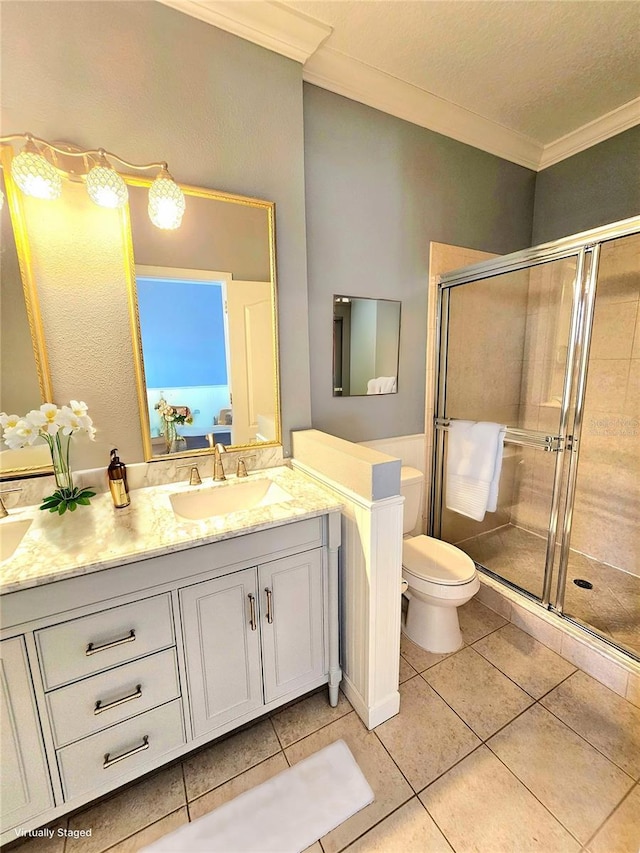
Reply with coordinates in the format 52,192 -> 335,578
265,587 -> 274,624
86,629 -> 136,656
248,593 -> 257,631
103,735 -> 149,769
94,684 -> 142,715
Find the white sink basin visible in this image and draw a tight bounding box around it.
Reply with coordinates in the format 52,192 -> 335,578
170,479 -> 292,521
0,518 -> 32,561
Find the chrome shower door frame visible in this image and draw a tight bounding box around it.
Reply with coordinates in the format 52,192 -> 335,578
431,216 -> 640,639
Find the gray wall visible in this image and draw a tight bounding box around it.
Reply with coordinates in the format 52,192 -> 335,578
304,84 -> 536,442
532,126 -> 640,244
1,0 -> 311,457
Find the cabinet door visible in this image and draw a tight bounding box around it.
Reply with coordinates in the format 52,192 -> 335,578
259,550 -> 325,704
180,568 -> 263,738
1,637 -> 53,833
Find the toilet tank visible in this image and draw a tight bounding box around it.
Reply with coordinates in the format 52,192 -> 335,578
401,466 -> 424,535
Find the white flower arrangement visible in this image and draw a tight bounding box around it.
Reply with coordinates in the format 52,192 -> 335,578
0,402 -> 97,514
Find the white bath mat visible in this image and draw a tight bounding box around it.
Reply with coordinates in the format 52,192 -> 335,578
141,739 -> 374,853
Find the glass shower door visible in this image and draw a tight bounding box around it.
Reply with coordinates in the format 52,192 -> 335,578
554,232 -> 640,656
434,255 -> 581,603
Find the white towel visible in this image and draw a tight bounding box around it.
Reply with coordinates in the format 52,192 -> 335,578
446,420 -> 506,521
378,376 -> 397,393
366,376 -> 396,394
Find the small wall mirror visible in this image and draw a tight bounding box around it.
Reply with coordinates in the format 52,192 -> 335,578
125,179 -> 280,460
0,148 -> 53,476
333,295 -> 401,396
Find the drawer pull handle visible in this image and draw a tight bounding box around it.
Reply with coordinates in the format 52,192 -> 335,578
103,735 -> 149,769
265,587 -> 274,624
94,684 -> 142,716
248,593 -> 257,631
86,629 -> 136,656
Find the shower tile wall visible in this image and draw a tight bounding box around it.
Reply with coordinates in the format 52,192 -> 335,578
572,235 -> 640,578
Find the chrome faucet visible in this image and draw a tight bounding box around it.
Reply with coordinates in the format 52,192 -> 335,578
0,488 -> 22,519
212,444 -> 227,481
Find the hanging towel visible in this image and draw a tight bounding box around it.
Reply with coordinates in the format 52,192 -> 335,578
366,378 -> 380,394
446,420 -> 506,521
378,376 -> 397,393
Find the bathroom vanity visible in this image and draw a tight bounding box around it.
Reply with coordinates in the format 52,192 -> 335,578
0,466 -> 342,844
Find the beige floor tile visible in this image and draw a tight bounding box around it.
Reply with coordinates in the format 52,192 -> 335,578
285,712 -> 412,853
189,753 -> 288,820
399,655 -> 418,684
66,764 -> 186,853
183,718 -> 281,801
423,646 -> 533,739
103,808 -> 188,853
488,704 -> 634,844
271,689 -> 352,748
400,634 -> 454,673
8,819 -> 67,853
541,671 -> 640,779
458,598 -> 508,644
375,675 -> 480,792
587,784 -> 640,853
473,622 -> 577,698
420,745 -> 580,853
303,844 -> 323,853
344,797 -> 453,853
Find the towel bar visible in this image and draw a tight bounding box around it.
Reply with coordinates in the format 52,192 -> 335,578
434,418 -> 564,452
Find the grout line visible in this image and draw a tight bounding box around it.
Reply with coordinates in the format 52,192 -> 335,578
186,749 -> 284,806
580,780 -> 639,851
278,707 -> 355,751
335,796 -> 421,853
483,742 -> 585,848
180,762 -> 191,822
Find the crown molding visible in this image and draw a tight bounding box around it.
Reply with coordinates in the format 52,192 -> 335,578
158,0 -> 639,172
303,48 -> 543,171
157,0 -> 332,63
539,97 -> 640,170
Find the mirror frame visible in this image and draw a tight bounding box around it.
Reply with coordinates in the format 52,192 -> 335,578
123,175 -> 281,462
0,145 -> 54,477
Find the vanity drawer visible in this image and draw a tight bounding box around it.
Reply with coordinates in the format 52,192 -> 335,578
36,594 -> 174,690
46,648 -> 181,747
57,699 -> 185,802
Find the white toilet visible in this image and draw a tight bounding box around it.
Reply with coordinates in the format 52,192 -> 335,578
401,467 -> 480,653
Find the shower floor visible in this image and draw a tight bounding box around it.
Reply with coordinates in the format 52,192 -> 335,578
457,524 -> 640,657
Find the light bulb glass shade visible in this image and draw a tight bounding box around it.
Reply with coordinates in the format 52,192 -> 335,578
148,171 -> 185,230
86,163 -> 128,209
11,148 -> 62,200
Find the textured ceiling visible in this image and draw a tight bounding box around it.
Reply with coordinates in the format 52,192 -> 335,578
281,0 -> 640,145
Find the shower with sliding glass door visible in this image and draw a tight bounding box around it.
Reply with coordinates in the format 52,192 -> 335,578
431,216 -> 640,661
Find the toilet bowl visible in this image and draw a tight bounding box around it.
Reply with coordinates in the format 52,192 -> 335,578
402,535 -> 479,653
400,467 -> 479,654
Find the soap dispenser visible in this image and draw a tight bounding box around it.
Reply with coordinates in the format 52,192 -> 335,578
108,448 -> 130,508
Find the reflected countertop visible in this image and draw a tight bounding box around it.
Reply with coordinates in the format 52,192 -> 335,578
0,466 -> 342,594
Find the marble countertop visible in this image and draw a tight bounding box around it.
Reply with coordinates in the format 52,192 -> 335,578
0,466 -> 342,594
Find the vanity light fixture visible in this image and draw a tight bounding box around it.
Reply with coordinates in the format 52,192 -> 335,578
85,150 -> 128,209
10,135 -> 63,200
0,133 -> 186,229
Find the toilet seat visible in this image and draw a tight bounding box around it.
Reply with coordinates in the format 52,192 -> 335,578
402,535 -> 476,585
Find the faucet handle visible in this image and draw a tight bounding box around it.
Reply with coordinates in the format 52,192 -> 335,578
0,487 -> 22,518
177,465 -> 202,486
236,456 -> 255,478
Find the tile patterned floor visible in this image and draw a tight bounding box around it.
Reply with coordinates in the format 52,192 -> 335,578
459,524 -> 640,655
9,600 -> 640,853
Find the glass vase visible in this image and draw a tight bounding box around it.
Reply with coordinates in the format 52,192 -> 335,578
51,434 -> 74,492
164,419 -> 177,453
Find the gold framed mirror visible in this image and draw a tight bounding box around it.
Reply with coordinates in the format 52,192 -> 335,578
124,177 -> 281,461
0,145 -> 54,477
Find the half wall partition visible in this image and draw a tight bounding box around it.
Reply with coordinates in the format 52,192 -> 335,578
431,217 -> 640,661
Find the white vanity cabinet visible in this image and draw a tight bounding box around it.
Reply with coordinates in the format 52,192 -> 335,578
0,510 -> 341,844
182,549 -> 325,738
0,637 -> 53,832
